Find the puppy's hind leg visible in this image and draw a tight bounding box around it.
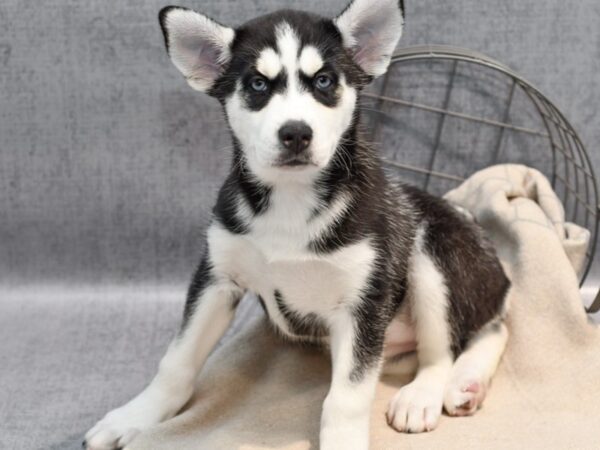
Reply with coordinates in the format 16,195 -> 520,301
444,319 -> 508,417
84,256 -> 244,450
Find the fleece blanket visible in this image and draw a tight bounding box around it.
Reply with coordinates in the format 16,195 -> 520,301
128,164 -> 599,450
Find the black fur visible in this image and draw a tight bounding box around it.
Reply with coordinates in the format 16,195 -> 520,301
402,185 -> 510,355
213,144 -> 272,235
242,70 -> 288,111
308,142 -> 388,254
257,295 -> 269,318
299,67 -> 341,107
158,6 -> 178,52
181,253 -> 213,329
274,290 -> 328,340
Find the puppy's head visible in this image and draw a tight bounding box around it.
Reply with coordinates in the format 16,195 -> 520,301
159,0 -> 404,184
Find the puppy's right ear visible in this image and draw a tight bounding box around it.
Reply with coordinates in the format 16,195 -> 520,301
159,6 -> 235,92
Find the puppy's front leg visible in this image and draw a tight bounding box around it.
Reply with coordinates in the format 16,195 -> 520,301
85,256 -> 244,450
320,309 -> 384,450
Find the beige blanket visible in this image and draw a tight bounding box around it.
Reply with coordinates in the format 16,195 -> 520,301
129,164 -> 600,450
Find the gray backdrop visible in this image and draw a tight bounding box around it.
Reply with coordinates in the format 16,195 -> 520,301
1,0 -> 599,287
0,1 -> 599,449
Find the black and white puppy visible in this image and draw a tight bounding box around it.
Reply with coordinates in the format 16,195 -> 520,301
85,1 -> 510,449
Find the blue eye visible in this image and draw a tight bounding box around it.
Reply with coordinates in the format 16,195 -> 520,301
315,74 -> 333,90
250,77 -> 268,92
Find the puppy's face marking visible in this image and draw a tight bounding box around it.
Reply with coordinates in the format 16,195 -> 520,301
224,21 -> 358,183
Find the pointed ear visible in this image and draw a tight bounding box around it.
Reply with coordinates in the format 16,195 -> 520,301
334,0 -> 404,78
159,6 -> 235,92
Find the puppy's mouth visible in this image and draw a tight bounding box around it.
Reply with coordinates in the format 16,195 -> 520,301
272,155 -> 317,169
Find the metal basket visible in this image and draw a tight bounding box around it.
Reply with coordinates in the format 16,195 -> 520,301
362,45 -> 600,313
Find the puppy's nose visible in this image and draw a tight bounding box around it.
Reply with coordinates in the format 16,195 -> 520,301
278,121 -> 313,154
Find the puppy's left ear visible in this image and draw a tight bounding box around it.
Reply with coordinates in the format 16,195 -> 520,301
159,6 -> 235,92
334,0 -> 404,78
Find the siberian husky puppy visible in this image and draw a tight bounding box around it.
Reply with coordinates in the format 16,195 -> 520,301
85,1 -> 510,449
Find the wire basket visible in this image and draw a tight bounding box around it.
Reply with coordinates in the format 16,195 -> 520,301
362,45 -> 600,313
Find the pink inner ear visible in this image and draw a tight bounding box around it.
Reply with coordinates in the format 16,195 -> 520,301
195,42 -> 224,80
352,28 -> 385,70
346,8 -> 397,75
180,35 -> 224,82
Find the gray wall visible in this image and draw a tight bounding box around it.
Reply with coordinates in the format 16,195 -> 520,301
1,0 -> 599,287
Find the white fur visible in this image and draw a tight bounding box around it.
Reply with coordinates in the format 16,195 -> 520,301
386,225 -> 454,433
236,186 -> 352,259
256,47 -> 282,79
162,8 -> 235,91
276,22 -> 299,69
299,45 -> 324,76
225,22 -> 357,185
444,321 -> 508,416
334,0 -> 403,77
321,311 -> 380,449
409,227 -> 453,366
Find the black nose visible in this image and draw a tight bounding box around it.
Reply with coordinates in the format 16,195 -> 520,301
278,121 -> 313,154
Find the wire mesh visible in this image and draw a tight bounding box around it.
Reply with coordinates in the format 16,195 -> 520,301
362,45 -> 600,313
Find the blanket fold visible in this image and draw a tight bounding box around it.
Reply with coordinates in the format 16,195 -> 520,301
129,164 -> 599,450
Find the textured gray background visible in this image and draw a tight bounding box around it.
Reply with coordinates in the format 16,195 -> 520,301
0,1 -> 599,449
1,0 -> 599,287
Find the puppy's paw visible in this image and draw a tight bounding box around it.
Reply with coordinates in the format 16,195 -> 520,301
444,377 -> 487,417
84,405 -> 159,450
386,381 -> 443,433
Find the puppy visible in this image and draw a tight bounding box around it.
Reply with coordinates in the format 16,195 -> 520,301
85,1 -> 510,448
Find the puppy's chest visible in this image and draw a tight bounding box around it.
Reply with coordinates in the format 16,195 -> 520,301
208,194 -> 376,339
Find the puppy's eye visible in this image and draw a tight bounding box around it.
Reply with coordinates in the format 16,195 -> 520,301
314,74 -> 333,90
250,76 -> 268,92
